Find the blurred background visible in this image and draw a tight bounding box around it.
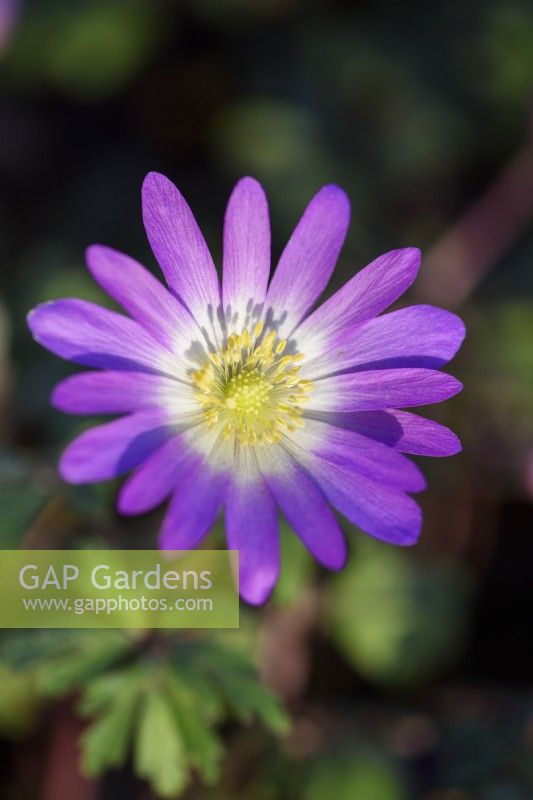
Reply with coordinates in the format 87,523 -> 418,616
1,1 -> 532,798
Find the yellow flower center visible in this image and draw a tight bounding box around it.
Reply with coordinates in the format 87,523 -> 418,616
225,368 -> 271,414
191,321 -> 314,445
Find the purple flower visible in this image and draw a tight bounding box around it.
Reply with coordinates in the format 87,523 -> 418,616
27,174 -> 464,604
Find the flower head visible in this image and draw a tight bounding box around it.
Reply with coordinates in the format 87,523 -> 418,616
28,173 -> 465,604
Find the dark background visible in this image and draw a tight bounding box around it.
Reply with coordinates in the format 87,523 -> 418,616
0,1 -> 532,798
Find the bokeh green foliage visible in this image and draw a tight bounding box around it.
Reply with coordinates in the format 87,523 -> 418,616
303,749 -> 407,800
0,629 -> 288,798
0,448 -> 53,546
0,664 -> 42,738
475,0 -> 533,110
468,301 -> 533,473
326,536 -> 473,689
4,0 -> 164,99
272,520 -> 315,607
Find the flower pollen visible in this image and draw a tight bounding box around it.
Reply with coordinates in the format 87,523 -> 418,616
191,321 -> 314,445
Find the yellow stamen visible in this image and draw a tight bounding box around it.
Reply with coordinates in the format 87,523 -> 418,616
190,324 -> 313,446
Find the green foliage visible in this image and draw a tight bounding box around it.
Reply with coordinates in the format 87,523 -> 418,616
22,259 -> 112,311
78,639 -> 288,797
135,686 -> 188,798
303,750 -> 407,800
212,98 -> 341,229
272,521 -> 316,607
77,661 -> 216,796
36,630 -> 133,697
0,630 -> 288,798
0,449 -> 52,547
326,538 -> 472,688
6,0 -> 164,100
81,667 -> 140,775
0,665 -> 42,738
469,301 -> 533,463
166,670 -> 223,783
477,1 -> 533,109
171,639 -> 290,736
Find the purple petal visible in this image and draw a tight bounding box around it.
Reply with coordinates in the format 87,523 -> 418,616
142,172 -> 220,334
322,409 -> 462,457
52,371 -> 195,416
295,248 -> 421,347
159,466 -> 228,549
27,299 -> 176,375
298,419 -> 426,492
118,436 -> 202,515
59,410 -> 175,484
265,185 -> 350,339
222,177 -> 270,327
264,455 -> 346,570
86,245 -> 202,359
225,478 -> 279,605
303,454 -> 422,546
310,368 -> 463,412
386,410 -> 463,456
304,305 -> 466,378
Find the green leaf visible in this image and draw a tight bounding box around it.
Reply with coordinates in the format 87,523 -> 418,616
0,629 -> 128,672
134,687 -> 188,798
214,665 -> 290,734
78,664 -> 141,717
0,632 -> 289,794
174,641 -> 290,735
80,669 -> 140,776
169,659 -> 224,720
167,669 -> 224,784
35,630 -> 133,696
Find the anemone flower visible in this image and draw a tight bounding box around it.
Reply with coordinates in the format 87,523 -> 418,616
28,173 -> 465,604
